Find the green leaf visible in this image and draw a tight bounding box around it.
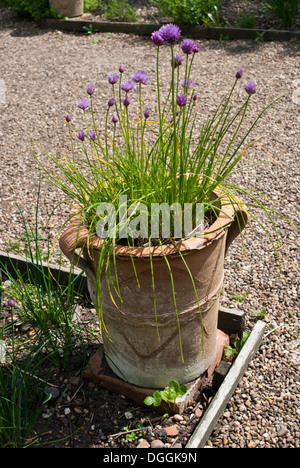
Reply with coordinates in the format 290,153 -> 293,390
169,379 -> 180,394
161,386 -> 177,402
152,390 -> 162,406
144,390 -> 162,407
143,396 -> 155,406
179,384 -> 188,396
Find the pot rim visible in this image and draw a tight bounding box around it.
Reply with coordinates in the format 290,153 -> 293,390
59,193 -> 248,260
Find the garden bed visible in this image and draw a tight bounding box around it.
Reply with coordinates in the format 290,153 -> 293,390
40,0 -> 300,41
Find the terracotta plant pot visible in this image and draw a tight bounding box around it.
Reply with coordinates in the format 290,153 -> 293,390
59,196 -> 248,388
49,0 -> 84,17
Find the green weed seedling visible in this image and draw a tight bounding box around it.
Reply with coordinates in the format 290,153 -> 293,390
144,379 -> 187,414
225,330 -> 250,358
229,290 -> 250,303
123,423 -> 144,441
253,307 -> 267,319
83,24 -> 99,35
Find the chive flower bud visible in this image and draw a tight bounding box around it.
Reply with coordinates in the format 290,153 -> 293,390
245,80 -> 256,95
158,23 -> 181,44
77,131 -> 85,141
112,113 -> 118,124
180,39 -> 195,55
151,31 -> 164,46
132,70 -> 149,84
176,93 -> 187,107
108,73 -> 119,85
172,54 -> 182,68
123,95 -> 130,107
77,99 -> 90,110
236,68 -> 243,79
8,298 -> 15,308
121,81 -> 134,93
86,84 -> 95,95
181,78 -> 195,89
108,97 -> 115,107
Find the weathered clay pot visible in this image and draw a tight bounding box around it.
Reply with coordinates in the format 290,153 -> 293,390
59,196 -> 248,388
49,0 -> 83,17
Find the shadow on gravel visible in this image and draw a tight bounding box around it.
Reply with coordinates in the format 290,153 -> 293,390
0,7 -> 47,36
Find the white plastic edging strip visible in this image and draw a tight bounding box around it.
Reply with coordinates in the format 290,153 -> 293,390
186,320 -> 266,448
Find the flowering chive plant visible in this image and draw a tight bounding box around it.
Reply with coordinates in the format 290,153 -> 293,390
34,24 -> 283,336
34,22 -> 283,250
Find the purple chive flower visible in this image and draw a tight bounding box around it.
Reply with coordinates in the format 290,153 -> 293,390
86,84 -> 95,95
132,70 -> 149,84
172,54 -> 182,68
176,93 -> 187,108
112,113 -> 118,124
193,94 -> 198,102
65,114 -> 71,122
158,23 -> 181,44
151,30 -> 164,46
89,131 -> 96,140
181,78 -> 195,88
108,97 -> 115,107
192,43 -> 199,53
77,99 -> 90,110
236,68 -> 243,79
123,95 -> 130,107
245,80 -> 256,95
121,80 -> 135,93
8,298 -> 15,308
144,107 -> 150,119
16,378 -> 22,387
108,73 -> 119,85
119,65 -> 124,73
77,131 -> 85,141
180,38 -> 195,55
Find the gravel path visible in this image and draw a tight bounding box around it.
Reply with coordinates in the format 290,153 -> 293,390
0,9 -> 299,448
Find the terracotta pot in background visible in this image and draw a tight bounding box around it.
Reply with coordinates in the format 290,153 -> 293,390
59,197 -> 248,388
49,0 -> 84,17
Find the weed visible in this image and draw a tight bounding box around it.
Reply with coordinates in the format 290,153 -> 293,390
229,290 -> 250,303
122,423 -> 144,441
224,330 -> 250,357
144,379 -> 187,413
236,13 -> 257,29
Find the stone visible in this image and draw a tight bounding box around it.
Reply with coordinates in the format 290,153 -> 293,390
158,429 -> 167,438
277,426 -> 289,437
136,439 -> 150,448
172,443 -> 183,448
173,414 -> 184,422
164,425 -> 179,437
150,439 -> 165,448
69,376 -> 81,386
195,408 -> 203,419
44,386 -> 60,399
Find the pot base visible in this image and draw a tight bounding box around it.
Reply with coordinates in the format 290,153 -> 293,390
49,0 -> 84,17
83,329 -> 229,413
